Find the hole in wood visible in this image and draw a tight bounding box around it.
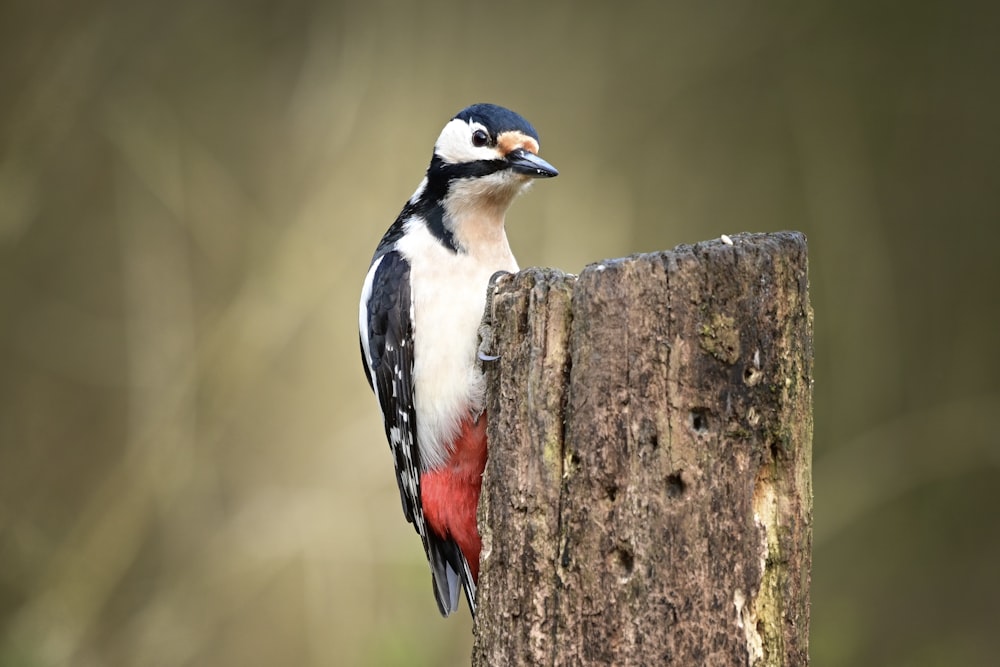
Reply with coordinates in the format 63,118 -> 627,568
744,365 -> 764,386
610,545 -> 634,579
690,408 -> 710,433
605,484 -> 619,501
666,472 -> 686,498
770,438 -> 784,460
744,348 -> 764,385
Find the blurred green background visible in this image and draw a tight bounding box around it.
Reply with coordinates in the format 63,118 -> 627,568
1,1 -> 998,665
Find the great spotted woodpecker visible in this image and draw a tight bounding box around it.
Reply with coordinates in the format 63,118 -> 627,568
359,104 -> 557,616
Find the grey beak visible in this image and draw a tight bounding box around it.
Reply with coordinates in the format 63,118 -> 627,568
505,148 -> 559,178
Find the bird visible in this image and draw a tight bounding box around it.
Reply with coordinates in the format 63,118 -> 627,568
358,103 -> 558,616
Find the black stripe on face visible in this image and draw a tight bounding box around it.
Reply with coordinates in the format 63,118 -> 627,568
430,157 -> 509,181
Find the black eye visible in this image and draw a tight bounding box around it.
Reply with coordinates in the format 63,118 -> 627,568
471,129 -> 490,147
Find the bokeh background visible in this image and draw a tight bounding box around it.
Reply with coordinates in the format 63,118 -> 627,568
1,1 -> 998,665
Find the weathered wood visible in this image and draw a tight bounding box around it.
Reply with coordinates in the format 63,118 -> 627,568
472,232 -> 813,666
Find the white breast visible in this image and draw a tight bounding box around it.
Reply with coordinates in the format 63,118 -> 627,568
396,219 -> 518,470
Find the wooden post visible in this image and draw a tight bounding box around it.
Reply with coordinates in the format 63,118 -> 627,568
472,232 -> 813,666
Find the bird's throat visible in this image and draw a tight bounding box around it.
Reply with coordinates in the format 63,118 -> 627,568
442,177 -> 526,258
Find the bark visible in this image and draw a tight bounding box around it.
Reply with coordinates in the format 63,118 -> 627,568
472,232 -> 813,666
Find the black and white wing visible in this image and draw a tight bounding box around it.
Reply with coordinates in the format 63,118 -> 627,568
359,247 -> 470,616
360,250 -> 421,526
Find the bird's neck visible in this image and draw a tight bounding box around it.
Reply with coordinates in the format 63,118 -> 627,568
439,178 -> 524,258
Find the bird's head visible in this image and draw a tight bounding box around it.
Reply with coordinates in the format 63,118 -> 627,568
421,104 -> 558,223
432,104 -> 558,179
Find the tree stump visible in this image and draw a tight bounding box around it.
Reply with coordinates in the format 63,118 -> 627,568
472,232 -> 813,666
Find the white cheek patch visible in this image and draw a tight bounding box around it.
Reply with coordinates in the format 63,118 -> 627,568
434,118 -> 501,164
